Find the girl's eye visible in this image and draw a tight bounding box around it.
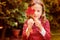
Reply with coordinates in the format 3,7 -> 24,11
37,10 -> 40,12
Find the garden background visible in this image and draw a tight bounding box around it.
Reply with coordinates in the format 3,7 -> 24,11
0,0 -> 60,40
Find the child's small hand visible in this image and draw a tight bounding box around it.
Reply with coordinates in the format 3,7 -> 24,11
26,18 -> 34,37
34,18 -> 42,30
27,18 -> 34,27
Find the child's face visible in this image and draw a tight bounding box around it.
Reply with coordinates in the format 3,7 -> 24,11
32,4 -> 42,19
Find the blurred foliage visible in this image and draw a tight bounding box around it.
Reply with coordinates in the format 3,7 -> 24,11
43,0 -> 60,30
0,0 -> 28,29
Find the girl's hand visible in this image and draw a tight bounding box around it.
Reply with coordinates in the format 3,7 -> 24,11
26,18 -> 34,37
27,18 -> 34,27
34,18 -> 42,30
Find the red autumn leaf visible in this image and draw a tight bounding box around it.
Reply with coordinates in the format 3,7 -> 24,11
26,7 -> 35,16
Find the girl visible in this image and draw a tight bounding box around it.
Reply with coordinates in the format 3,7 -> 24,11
22,0 -> 51,40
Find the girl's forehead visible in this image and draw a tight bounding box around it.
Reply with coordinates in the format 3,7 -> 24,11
32,4 -> 42,10
32,0 -> 41,4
